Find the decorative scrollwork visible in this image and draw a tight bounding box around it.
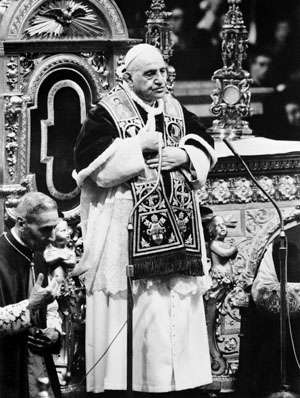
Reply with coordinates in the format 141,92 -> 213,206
20,54 -> 35,78
24,0 -> 105,39
208,0 -> 252,140
81,52 -> 109,91
4,95 -> 23,180
233,178 -> 253,203
145,0 -> 173,63
277,175 -> 297,200
6,57 -> 18,90
256,176 -> 275,201
211,179 -> 231,204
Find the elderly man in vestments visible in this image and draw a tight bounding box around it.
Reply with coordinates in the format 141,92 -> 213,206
0,192 -> 62,398
73,44 -> 217,395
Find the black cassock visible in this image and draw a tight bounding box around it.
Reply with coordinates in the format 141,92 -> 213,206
0,231 -> 61,398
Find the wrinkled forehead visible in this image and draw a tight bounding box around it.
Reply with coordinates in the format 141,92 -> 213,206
30,209 -> 59,227
128,49 -> 165,72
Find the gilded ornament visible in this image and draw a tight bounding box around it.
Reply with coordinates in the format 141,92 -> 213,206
256,176 -> 275,201
211,179 -> 231,204
233,178 -> 253,203
6,57 -> 19,90
5,96 -> 23,180
278,175 -> 297,200
24,0 -> 105,39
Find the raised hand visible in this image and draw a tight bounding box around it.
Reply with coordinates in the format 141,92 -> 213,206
137,116 -> 162,152
28,273 -> 59,310
146,146 -> 188,170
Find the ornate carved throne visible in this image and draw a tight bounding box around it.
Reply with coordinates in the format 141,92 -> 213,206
0,0 -> 138,226
0,0 -> 139,391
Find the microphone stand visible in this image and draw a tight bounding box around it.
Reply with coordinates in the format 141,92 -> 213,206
126,222 -> 134,398
223,138 -> 294,398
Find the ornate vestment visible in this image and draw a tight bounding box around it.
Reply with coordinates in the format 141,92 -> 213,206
74,83 -> 217,392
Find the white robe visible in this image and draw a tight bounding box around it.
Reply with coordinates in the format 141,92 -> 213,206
74,108 -> 217,393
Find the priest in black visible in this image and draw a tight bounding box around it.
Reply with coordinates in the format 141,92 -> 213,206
0,191 -> 62,398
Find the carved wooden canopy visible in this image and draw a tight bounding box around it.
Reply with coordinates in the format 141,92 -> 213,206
0,0 -> 139,226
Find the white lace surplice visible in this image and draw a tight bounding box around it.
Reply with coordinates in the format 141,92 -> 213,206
74,105 -> 217,392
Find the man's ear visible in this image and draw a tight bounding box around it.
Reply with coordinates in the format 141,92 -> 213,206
16,216 -> 25,228
123,71 -> 133,84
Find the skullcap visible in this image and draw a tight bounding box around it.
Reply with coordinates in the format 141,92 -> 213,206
124,43 -> 162,70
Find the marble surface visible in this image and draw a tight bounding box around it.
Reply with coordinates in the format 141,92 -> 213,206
215,136 -> 300,158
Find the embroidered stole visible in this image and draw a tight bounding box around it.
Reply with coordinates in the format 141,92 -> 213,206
101,85 -> 203,279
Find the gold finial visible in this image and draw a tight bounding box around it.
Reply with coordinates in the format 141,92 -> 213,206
208,0 -> 252,140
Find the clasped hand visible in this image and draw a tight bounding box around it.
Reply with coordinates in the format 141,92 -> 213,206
137,117 -> 188,170
146,147 -> 188,171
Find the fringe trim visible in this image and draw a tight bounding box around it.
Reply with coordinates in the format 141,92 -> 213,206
132,250 -> 203,280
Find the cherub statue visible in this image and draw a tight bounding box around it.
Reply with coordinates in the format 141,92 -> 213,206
44,218 -> 76,284
204,214 -> 238,373
208,215 -> 238,287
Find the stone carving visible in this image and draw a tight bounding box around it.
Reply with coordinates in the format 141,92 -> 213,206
24,0 -> 105,39
245,208 -> 275,236
233,178 -> 253,203
256,176 -> 275,201
277,175 -> 297,200
205,215 -> 238,375
247,208 -> 300,276
9,0 -> 125,37
27,54 -> 102,104
20,54 -> 35,78
211,179 -> 231,204
6,57 -> 19,90
96,0 -> 124,34
4,95 -> 23,180
202,174 -> 300,205
81,52 -> 109,91
145,0 -> 173,62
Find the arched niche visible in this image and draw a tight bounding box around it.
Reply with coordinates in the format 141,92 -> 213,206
0,0 -> 139,226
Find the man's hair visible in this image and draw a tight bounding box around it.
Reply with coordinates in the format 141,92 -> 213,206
16,192 -> 57,223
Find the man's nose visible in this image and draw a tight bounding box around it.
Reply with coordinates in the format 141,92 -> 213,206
155,72 -> 165,84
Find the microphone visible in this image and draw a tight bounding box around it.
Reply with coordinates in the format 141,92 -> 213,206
221,138 -> 290,398
207,1 -> 294,396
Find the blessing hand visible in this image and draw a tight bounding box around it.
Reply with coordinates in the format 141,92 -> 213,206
145,147 -> 188,171
28,274 -> 59,310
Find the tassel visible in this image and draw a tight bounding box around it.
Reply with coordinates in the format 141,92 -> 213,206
132,250 -> 203,280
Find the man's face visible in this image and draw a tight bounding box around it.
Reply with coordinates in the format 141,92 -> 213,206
128,51 -> 167,104
20,209 -> 59,251
170,8 -> 184,33
285,102 -> 300,127
250,55 -> 272,84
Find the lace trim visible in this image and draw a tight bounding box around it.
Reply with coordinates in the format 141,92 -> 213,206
0,299 -> 31,334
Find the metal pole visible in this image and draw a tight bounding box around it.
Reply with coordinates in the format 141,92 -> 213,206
279,232 -> 288,392
127,224 -> 134,398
